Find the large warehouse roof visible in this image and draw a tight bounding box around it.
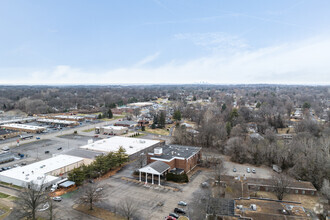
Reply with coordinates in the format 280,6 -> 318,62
0,155 -> 84,187
1,123 -> 45,131
80,136 -> 160,155
37,118 -> 77,125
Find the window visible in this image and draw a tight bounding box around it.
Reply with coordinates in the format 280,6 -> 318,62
311,191 -> 314,195
302,190 -> 305,195
295,190 -> 298,194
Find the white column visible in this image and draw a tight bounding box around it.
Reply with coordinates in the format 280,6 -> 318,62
158,174 -> 161,186
139,171 -> 141,182
152,174 -> 154,184
145,173 -> 148,183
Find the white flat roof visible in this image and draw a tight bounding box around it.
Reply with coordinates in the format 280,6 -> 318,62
1,123 -> 46,130
102,125 -> 127,130
127,102 -> 153,107
37,118 -> 77,125
53,115 -> 84,120
0,117 -> 36,125
80,136 -> 160,155
0,155 -> 84,185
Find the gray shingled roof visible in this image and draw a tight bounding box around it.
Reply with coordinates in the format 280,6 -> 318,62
148,161 -> 170,174
151,145 -> 201,160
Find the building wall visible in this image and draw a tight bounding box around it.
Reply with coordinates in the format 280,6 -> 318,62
147,150 -> 201,173
248,184 -> 316,196
47,160 -> 85,176
0,131 -> 19,140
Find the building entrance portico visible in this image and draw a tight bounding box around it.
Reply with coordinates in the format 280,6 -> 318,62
138,161 -> 170,186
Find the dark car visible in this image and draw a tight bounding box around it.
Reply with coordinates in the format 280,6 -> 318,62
169,213 -> 179,218
57,147 -> 62,150
45,151 -> 50,154
174,208 -> 186,214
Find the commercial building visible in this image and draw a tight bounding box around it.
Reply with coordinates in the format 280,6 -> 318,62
63,148 -> 103,165
0,155 -> 85,188
0,129 -> 19,140
51,115 -> 84,121
147,145 -> 202,173
95,125 -> 128,135
247,178 -> 317,196
1,123 -> 46,133
0,117 -> 36,125
127,102 -> 153,107
37,118 -> 79,127
114,120 -> 138,128
79,136 -> 162,158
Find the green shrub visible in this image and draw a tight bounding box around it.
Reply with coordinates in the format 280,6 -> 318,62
166,172 -> 189,183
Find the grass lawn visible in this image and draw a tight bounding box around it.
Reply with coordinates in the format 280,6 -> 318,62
0,182 -> 22,190
0,203 -> 11,220
7,196 -> 18,201
145,127 -> 170,136
0,193 -> 9,199
82,128 -> 95,132
73,204 -> 125,220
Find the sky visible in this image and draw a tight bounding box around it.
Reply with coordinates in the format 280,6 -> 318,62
0,0 -> 330,85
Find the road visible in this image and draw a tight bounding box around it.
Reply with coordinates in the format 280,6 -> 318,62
0,118 -> 121,150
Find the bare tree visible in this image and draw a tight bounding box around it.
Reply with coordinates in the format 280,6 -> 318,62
321,179 -> 330,204
212,158 -> 224,184
13,182 -> 48,220
136,151 -> 147,168
79,183 -> 105,210
47,197 -> 57,220
117,197 -> 139,220
272,173 -> 291,200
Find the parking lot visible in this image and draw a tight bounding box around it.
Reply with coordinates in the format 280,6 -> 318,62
222,159 -> 274,179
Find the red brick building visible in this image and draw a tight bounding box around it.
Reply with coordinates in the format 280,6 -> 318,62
147,145 -> 202,173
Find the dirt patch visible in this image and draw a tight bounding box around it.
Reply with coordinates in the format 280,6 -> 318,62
73,204 -> 125,220
251,191 -> 321,211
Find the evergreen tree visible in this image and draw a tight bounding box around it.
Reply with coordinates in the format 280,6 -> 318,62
159,111 -> 166,128
107,109 -> 113,118
173,110 -> 182,121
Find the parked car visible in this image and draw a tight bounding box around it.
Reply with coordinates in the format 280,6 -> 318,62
45,151 -> 50,154
96,187 -> 103,192
57,147 -> 62,150
36,137 -> 40,140
174,208 -> 186,214
252,168 -> 256,174
52,196 -> 62,202
169,213 -> 179,219
246,168 -> 250,173
178,201 -> 187,206
21,162 -> 27,166
233,168 -> 237,172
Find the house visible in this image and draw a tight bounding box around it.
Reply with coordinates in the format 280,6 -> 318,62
147,145 -> 202,173
114,120 -> 138,128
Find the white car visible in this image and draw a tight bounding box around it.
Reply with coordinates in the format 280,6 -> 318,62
53,196 -> 62,202
246,168 -> 251,173
178,201 -> 187,206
